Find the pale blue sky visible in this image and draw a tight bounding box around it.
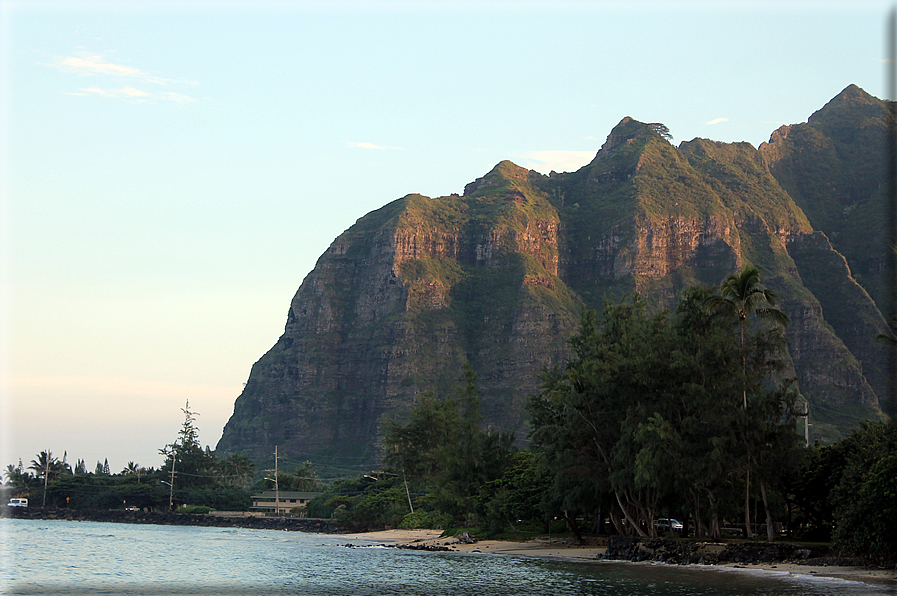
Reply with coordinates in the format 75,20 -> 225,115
2,0 -> 892,473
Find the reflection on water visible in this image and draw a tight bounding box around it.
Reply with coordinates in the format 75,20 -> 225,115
2,519 -> 892,595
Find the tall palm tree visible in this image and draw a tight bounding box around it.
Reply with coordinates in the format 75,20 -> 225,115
29,450 -> 67,506
218,453 -> 256,489
709,265 -> 789,408
5,462 -> 34,488
708,265 -> 789,540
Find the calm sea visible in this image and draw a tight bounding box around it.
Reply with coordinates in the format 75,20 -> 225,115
1,518 -> 893,596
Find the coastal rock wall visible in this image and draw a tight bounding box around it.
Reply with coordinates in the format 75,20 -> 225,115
602,537 -> 836,566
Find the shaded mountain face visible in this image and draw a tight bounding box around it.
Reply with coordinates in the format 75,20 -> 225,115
760,84 -> 892,308
217,86 -> 892,467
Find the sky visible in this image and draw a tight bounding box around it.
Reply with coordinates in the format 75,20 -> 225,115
1,0 -> 894,475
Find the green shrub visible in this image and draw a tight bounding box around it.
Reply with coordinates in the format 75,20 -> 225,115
399,510 -> 452,530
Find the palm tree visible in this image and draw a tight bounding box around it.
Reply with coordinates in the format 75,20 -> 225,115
709,265 -> 789,408
708,265 -> 789,540
122,461 -> 145,483
29,450 -> 68,506
5,461 -> 34,488
218,453 -> 256,489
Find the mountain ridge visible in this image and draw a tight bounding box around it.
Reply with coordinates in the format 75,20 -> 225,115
217,85 -> 892,469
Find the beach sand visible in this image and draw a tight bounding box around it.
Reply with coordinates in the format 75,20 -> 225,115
341,529 -> 897,587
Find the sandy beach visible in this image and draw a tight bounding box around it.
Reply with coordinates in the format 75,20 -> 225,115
341,529 -> 897,587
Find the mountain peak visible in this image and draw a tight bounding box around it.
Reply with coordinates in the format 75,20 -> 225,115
591,117 -> 672,165
809,84 -> 881,123
463,160 -> 543,196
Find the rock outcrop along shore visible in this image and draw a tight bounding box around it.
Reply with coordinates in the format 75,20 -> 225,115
602,536 -> 866,567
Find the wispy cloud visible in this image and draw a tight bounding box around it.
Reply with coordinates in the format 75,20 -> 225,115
347,141 -> 404,150
517,150 -> 595,174
53,51 -> 198,103
706,117 -> 729,125
66,86 -> 195,103
77,86 -> 150,98
56,54 -> 170,83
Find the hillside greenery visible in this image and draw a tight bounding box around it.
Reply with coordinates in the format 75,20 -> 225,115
297,275 -> 896,563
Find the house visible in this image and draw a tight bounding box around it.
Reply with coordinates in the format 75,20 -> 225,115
250,491 -> 323,516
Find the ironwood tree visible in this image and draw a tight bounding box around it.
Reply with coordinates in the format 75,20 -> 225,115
528,283 -> 800,541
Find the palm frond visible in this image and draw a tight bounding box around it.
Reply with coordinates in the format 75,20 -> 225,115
755,307 -> 790,327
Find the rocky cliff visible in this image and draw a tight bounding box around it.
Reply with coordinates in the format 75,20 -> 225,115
217,85 -> 892,469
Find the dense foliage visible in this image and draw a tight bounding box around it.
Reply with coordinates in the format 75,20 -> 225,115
528,280 -> 801,542
789,418 -> 897,563
307,364 -> 517,530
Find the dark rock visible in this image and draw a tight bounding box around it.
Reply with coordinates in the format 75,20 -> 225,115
602,536 -> 830,566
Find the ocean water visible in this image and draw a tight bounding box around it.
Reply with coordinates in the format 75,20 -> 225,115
1,518 -> 893,596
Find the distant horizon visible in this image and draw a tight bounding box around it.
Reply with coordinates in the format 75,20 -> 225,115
3,0 -> 893,473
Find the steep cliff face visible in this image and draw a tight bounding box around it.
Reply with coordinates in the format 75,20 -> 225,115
759,84 -> 893,310
218,86 -> 891,465
217,169 -> 581,465
535,117 -> 885,441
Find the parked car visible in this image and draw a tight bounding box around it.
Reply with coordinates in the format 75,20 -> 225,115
7,498 -> 28,507
654,518 -> 683,532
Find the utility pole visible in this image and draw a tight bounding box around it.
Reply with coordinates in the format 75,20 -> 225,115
169,455 -> 176,511
42,454 -> 50,507
274,446 -> 280,517
264,446 -> 284,517
403,469 -> 414,514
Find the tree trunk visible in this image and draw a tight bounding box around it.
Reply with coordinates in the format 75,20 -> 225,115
615,490 -> 648,538
691,489 -> 705,539
645,508 -> 657,539
638,489 -> 658,538
744,469 -> 753,538
593,510 -> 604,535
609,507 -> 624,535
562,510 -> 582,544
705,488 -> 721,542
760,478 -> 775,543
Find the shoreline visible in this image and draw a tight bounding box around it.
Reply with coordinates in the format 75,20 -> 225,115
8,510 -> 895,587
342,529 -> 897,587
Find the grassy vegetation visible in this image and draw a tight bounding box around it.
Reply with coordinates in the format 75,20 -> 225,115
806,393 -> 885,444
680,139 -> 812,234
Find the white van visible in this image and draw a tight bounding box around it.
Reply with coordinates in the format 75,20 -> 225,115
7,498 -> 28,507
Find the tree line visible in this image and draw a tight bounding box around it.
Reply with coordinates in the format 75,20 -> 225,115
305,267 -> 896,564
4,402 -> 264,512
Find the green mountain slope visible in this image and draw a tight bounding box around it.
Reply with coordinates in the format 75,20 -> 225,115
217,86 -> 891,469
